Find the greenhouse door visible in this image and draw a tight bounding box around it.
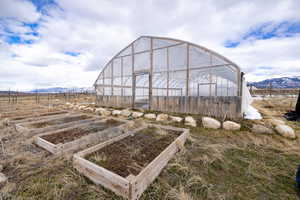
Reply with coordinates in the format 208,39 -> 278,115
133,72 -> 150,109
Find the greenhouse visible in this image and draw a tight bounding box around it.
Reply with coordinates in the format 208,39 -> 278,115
94,36 -> 245,118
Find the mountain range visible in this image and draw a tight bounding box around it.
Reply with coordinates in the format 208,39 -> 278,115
249,76 -> 300,89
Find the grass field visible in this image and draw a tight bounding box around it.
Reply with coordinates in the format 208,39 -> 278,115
0,96 -> 300,199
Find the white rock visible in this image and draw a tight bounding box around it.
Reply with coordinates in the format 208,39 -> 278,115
79,105 -> 87,110
251,124 -> 273,134
185,116 -> 197,127
112,110 -> 122,116
1,118 -> 10,127
0,165 -> 3,172
156,114 -> 169,122
132,112 -> 144,118
202,117 -> 220,129
267,118 -> 285,126
95,108 -> 111,116
275,125 -> 296,139
0,173 -> 7,183
84,107 -> 94,112
144,113 -> 156,119
170,116 -> 183,123
223,121 -> 241,131
66,102 -> 71,105
121,109 -> 132,117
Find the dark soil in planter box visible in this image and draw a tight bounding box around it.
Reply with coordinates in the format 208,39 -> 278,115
85,127 -> 181,177
41,119 -> 123,144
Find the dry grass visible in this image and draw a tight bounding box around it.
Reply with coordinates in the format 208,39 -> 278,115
0,97 -> 300,199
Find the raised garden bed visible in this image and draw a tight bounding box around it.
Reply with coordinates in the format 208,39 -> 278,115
9,110 -> 68,121
73,124 -> 189,200
15,114 -> 98,136
34,118 -> 129,155
1,108 -> 59,118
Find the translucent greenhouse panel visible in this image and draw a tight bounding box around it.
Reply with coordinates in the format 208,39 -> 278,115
113,87 -> 122,96
211,54 -> 228,66
104,78 -> 111,85
104,87 -> 111,96
96,73 -> 104,85
117,45 -> 132,57
189,69 -> 212,96
123,77 -> 132,86
124,88 -> 132,96
153,38 -> 181,49
122,56 -> 132,76
96,86 -> 104,95
104,63 -> 112,78
169,44 -> 187,71
152,72 -> 168,96
216,77 -> 229,96
134,52 -> 150,72
134,37 -> 150,53
189,45 -> 211,68
113,77 -> 122,86
113,58 -> 122,78
169,70 -> 186,96
212,66 -> 237,84
153,48 -> 167,72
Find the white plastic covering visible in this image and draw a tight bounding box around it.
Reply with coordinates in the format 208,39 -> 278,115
242,80 -> 262,120
94,36 -> 247,114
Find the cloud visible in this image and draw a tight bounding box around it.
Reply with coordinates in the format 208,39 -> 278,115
0,0 -> 300,90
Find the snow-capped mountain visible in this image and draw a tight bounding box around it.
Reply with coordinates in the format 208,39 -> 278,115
249,76 -> 300,89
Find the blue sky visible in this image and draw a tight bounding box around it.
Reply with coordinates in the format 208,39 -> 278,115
0,0 -> 300,90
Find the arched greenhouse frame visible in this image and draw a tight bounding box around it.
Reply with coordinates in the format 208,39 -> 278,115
94,36 -> 244,118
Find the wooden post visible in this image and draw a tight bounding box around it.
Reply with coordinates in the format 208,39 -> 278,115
131,44 -> 135,109
296,90 -> 300,115
149,38 -> 153,110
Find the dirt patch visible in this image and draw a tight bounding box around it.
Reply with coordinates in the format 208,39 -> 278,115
27,115 -> 92,128
41,119 -> 123,144
85,127 -> 181,177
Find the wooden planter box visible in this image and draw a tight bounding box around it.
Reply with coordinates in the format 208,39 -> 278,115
9,110 -> 68,121
34,117 -> 129,155
73,124 -> 189,200
15,113 -> 99,136
11,112 -> 71,124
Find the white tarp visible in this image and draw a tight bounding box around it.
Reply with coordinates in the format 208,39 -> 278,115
242,80 -> 262,120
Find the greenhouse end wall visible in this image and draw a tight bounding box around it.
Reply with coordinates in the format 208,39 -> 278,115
94,36 -> 243,119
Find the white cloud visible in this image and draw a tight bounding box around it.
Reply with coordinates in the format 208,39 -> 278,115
0,0 -> 40,22
0,0 -> 300,90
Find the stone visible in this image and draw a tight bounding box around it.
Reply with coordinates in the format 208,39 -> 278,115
0,173 -> 7,183
275,125 -> 296,139
1,118 -> 10,127
84,107 -> 94,112
121,109 -> 132,117
202,117 -> 220,129
185,116 -> 197,127
156,114 -> 169,122
0,165 -> 3,172
170,116 -> 183,123
251,124 -> 274,134
95,108 -> 111,116
223,121 -> 241,131
144,113 -> 156,120
266,118 -> 285,126
132,112 -> 144,118
112,110 -> 122,116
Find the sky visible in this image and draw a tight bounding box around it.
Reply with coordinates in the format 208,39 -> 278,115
0,0 -> 300,90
